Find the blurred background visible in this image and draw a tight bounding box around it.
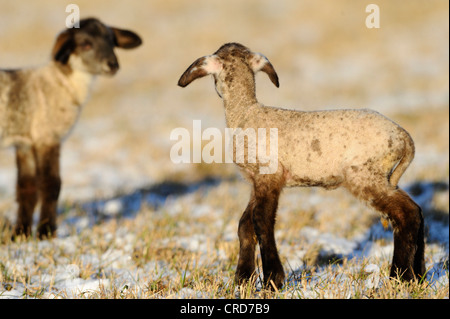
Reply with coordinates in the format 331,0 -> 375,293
0,0 -> 448,203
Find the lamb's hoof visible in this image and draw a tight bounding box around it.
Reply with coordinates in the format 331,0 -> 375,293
37,224 -> 56,240
390,266 -> 423,282
235,266 -> 256,283
265,271 -> 285,291
11,225 -> 31,241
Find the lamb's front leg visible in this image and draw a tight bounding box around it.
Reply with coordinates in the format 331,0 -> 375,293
235,194 -> 257,284
35,144 -> 61,239
13,145 -> 38,238
252,176 -> 285,289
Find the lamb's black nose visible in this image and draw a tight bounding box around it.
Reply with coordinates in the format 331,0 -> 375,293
107,60 -> 119,73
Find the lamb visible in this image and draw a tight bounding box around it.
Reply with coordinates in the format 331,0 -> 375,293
178,43 -> 425,289
0,18 -> 142,239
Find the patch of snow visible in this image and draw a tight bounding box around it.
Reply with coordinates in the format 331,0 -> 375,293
363,264 -> 381,289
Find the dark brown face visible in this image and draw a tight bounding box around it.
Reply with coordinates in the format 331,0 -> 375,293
52,18 -> 142,76
71,21 -> 119,75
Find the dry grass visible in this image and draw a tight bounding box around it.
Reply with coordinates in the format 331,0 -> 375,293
0,179 -> 448,299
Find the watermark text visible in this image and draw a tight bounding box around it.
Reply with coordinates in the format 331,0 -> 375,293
170,120 -> 279,174
365,4 -> 380,28
66,4 -> 80,28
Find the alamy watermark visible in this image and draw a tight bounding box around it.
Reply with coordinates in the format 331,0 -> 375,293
365,4 -> 380,29
170,120 -> 279,174
65,4 -> 80,28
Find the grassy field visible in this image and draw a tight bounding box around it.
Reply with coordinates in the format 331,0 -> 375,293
0,178 -> 448,299
0,0 -> 448,299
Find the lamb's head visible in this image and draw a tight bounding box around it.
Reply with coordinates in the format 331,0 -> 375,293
178,43 -> 279,99
52,18 -> 142,76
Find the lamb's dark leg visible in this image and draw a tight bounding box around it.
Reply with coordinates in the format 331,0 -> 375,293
412,207 -> 425,279
251,175 -> 285,289
13,145 -> 38,238
368,187 -> 425,281
235,194 -> 257,284
35,144 -> 61,239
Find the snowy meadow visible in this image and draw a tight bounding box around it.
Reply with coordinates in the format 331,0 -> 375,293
0,0 -> 448,300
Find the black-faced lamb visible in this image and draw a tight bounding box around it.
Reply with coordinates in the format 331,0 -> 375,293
178,42 -> 425,289
0,18 -> 142,239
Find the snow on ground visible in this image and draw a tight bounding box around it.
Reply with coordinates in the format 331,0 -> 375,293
0,177 -> 448,299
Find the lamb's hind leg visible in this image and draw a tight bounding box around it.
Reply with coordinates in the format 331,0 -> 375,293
13,145 -> 38,238
371,188 -> 425,280
358,183 -> 425,281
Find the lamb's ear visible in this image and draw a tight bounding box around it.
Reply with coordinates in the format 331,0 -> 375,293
178,55 -> 222,87
110,27 -> 142,49
249,53 -> 279,87
52,30 -> 75,64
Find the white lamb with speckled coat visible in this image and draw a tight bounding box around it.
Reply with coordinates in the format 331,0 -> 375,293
178,42 -> 425,289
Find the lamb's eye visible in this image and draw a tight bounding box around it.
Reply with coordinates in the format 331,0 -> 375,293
80,40 -> 93,51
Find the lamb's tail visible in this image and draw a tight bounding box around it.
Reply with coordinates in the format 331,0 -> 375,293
389,128 -> 415,187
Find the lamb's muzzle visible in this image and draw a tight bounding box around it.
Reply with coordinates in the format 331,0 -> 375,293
178,42 -> 425,289
0,18 -> 142,239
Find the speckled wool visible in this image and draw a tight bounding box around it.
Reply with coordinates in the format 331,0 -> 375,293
178,43 -> 424,287
179,43 -> 415,193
